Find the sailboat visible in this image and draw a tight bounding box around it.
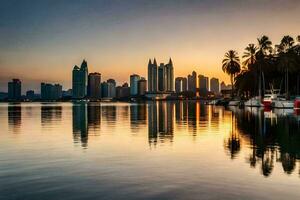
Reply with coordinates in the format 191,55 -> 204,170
245,67 -> 263,107
271,69 -> 294,109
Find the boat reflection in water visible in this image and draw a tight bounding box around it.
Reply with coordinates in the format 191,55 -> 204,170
228,106 -> 300,176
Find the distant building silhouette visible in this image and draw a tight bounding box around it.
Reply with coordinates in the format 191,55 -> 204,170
187,71 -> 197,93
210,77 -> 220,94
138,78 -> 147,96
220,81 -> 232,90
88,72 -> 101,100
26,90 -> 35,100
148,58 -> 174,93
72,60 -> 88,99
175,77 -> 187,93
130,74 -> 140,96
107,79 -> 116,98
101,82 -> 108,98
198,74 -> 209,91
41,83 -> 62,100
116,83 -> 130,99
8,79 -> 21,101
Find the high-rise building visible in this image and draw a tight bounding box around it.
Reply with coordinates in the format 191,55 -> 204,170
72,60 -> 88,99
187,71 -> 197,93
107,79 -> 116,98
41,83 -> 62,100
210,77 -> 220,94
148,58 -> 158,92
165,58 -> 174,92
88,72 -> 101,100
220,81 -> 232,90
101,82 -> 108,98
158,63 -> 165,91
198,74 -> 209,91
130,74 -> 140,96
148,58 -> 174,93
175,77 -> 187,93
8,79 -> 22,100
138,78 -> 147,96
116,83 -> 130,99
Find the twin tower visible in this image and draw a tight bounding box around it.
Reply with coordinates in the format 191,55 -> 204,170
148,58 -> 174,93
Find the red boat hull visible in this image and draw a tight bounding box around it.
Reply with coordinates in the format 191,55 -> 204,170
295,99 -> 300,109
263,100 -> 272,108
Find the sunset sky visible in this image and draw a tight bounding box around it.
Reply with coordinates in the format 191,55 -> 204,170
0,0 -> 299,93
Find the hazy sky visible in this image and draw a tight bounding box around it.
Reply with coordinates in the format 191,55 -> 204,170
0,0 -> 299,93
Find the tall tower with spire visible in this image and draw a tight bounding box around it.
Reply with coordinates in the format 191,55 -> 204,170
166,58 -> 174,92
147,58 -> 174,93
72,59 -> 89,99
148,59 -> 153,92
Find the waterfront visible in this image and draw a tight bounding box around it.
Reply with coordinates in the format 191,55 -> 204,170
1,102 -> 300,200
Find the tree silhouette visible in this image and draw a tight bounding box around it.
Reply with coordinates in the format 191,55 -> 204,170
222,50 -> 241,98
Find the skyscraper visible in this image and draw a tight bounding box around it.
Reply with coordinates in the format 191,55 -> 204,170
165,58 -> 174,92
198,74 -> 209,91
158,63 -> 165,91
101,82 -> 108,98
147,58 -> 174,93
88,72 -> 101,100
72,60 -> 88,99
187,71 -> 197,93
41,83 -> 62,100
107,79 -> 116,98
175,77 -> 187,93
148,58 -> 158,92
138,78 -> 147,96
8,79 -> 21,101
130,74 -> 140,96
210,77 -> 220,94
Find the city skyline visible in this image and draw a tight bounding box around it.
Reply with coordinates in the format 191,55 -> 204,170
1,0 -> 300,92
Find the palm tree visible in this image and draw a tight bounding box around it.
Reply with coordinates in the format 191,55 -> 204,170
257,35 -> 272,55
277,35 -> 296,99
255,36 -> 273,97
222,50 -> 241,98
278,35 -> 294,53
242,44 -> 258,70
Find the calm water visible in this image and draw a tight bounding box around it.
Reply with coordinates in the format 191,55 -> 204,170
1,102 -> 300,200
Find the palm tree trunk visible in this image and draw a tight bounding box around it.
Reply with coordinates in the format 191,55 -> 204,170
231,75 -> 234,98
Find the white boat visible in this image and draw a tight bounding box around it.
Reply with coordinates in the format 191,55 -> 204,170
245,97 -> 263,107
262,89 -> 280,108
228,100 -> 240,106
272,99 -> 294,109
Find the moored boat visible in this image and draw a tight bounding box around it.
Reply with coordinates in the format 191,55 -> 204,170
245,97 -> 263,107
272,99 -> 294,109
228,100 -> 240,106
294,97 -> 300,110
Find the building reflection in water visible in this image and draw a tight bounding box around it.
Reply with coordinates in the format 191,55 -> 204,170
227,107 -> 300,177
148,101 -> 174,146
101,105 -> 117,127
8,103 -> 22,133
72,103 -> 101,148
72,103 -> 88,148
130,104 -> 146,133
88,103 -> 101,130
41,104 -> 62,126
